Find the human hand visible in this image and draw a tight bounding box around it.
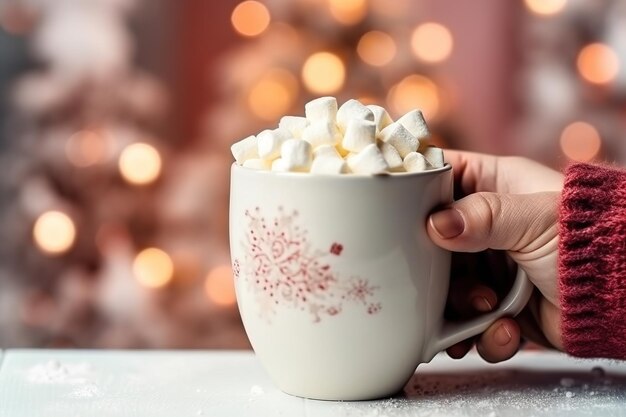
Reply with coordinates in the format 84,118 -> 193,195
427,150 -> 564,362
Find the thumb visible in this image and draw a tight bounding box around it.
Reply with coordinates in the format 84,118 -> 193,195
427,192 -> 558,253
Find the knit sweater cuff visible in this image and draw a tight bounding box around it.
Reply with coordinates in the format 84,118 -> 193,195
559,162 -> 626,359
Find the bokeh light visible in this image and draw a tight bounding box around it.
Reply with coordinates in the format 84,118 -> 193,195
33,211 -> 76,255
410,22 -> 453,64
65,130 -> 107,167
133,248 -> 174,289
302,51 -> 346,94
327,0 -> 367,25
387,74 -> 440,120
577,43 -> 620,85
231,1 -> 271,37
369,0 -> 410,19
560,121 -> 601,162
118,143 -> 162,185
357,31 -> 397,67
204,265 -> 237,307
248,69 -> 298,121
0,3 -> 37,35
524,0 -> 567,16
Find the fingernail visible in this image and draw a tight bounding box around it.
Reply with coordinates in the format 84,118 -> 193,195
472,296 -> 493,312
494,324 -> 512,346
429,209 -> 465,239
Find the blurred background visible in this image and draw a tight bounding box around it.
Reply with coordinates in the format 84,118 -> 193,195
0,0 -> 624,349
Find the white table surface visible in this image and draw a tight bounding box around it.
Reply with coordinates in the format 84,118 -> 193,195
0,349 -> 624,417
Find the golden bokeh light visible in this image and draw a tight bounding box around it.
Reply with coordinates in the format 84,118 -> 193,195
302,52 -> 346,94
387,74 -> 440,120
357,31 -> 397,67
118,143 -> 162,186
65,130 -> 107,167
33,211 -> 76,255
524,0 -> 567,16
327,0 -> 367,25
133,248 -> 174,289
204,265 -> 237,307
560,121 -> 601,162
411,22 -> 454,64
577,43 -> 620,85
231,1 -> 271,37
248,69 -> 298,121
369,0 -> 410,19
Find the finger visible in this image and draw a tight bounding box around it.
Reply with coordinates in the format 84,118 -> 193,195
446,339 -> 474,359
448,283 -> 497,317
445,150 -> 563,195
476,318 -> 521,363
469,286 -> 498,313
427,192 -> 559,253
444,150 -> 498,195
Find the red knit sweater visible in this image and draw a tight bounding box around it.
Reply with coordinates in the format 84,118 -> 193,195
559,162 -> 626,359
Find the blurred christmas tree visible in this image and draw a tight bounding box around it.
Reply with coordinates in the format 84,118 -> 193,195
4,0 -> 623,349
0,0 -> 245,348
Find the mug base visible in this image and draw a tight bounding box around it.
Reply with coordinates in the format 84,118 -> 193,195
278,384 -> 405,402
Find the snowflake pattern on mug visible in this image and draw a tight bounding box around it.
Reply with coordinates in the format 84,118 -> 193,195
234,207 -> 381,323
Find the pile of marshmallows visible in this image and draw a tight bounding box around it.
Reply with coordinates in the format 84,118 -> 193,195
231,97 -> 444,175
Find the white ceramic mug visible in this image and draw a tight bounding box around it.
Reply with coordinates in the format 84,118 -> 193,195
229,163 -> 533,401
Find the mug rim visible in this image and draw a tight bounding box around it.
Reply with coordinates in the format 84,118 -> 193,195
231,162 -> 452,180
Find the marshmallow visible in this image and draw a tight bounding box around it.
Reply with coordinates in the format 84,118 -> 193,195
367,105 -> 393,133
310,156 -> 348,175
243,158 -> 271,170
336,143 -> 350,157
279,116 -> 309,138
422,146 -> 445,168
379,141 -> 404,171
271,158 -> 290,172
231,135 -> 259,165
403,152 -> 429,172
337,99 -> 374,132
305,96 -> 338,122
258,128 -> 292,160
379,122 -> 418,158
347,144 -> 388,174
397,110 -> 430,140
302,121 -> 340,148
281,138 -> 313,172
342,119 -> 377,153
313,144 -> 342,160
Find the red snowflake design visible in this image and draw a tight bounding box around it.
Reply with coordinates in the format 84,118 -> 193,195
238,207 -> 381,322
330,243 -> 343,255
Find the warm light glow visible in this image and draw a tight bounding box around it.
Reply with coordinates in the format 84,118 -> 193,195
357,31 -> 397,67
387,75 -> 440,120
118,143 -> 162,185
327,0 -> 367,25
33,211 -> 76,255
231,1 -> 271,37
369,0 -> 410,19
302,52 -> 346,94
133,248 -> 174,289
204,265 -> 237,307
65,130 -> 107,167
524,0 -> 567,16
0,4 -> 37,35
411,23 -> 453,64
248,69 -> 298,121
357,95 -> 377,105
577,43 -> 620,85
560,121 -> 601,162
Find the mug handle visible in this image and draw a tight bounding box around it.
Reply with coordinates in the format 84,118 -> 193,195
424,266 -> 534,361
